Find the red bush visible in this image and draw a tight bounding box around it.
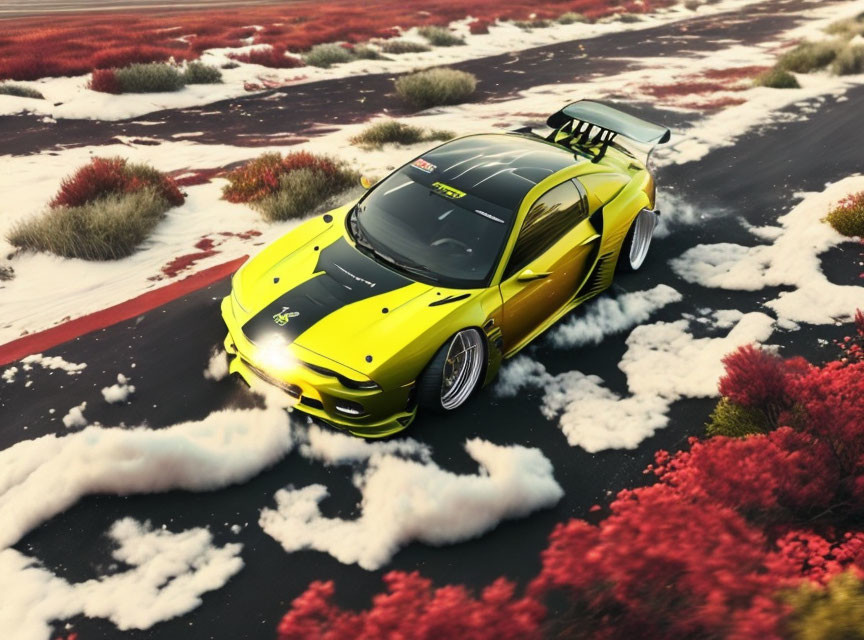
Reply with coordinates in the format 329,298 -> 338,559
88,68 -> 120,94
277,573 -> 544,640
227,45 -> 305,69
50,157 -> 184,208
276,329 -> 864,639
222,151 -> 341,203
468,19 -> 492,35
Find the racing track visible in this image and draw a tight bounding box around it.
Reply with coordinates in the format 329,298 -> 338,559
2,8 -> 863,640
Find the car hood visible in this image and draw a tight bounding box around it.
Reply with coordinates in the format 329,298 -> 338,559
238,230 -> 483,385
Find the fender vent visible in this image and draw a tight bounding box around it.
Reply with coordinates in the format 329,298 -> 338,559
575,251 -> 615,300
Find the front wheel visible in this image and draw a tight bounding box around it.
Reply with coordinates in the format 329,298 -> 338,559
617,208 -> 657,272
417,328 -> 486,412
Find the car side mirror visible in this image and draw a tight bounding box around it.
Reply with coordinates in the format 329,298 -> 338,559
516,269 -> 551,282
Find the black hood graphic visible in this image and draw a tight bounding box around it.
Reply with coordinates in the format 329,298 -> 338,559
242,237 -> 411,345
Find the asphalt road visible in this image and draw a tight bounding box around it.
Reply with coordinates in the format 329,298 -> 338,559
0,0 -> 841,156
2,3 -> 863,638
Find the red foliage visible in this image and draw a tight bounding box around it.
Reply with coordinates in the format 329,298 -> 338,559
468,19 -> 492,35
88,68 -> 119,94
228,46 -> 305,69
222,151 -> 342,203
0,0 -> 679,81
277,334 -> 864,639
50,157 -> 184,208
277,572 -> 544,640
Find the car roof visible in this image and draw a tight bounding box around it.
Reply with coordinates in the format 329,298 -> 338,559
416,134 -> 577,210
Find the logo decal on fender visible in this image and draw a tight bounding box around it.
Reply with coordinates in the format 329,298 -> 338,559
273,306 -> 300,326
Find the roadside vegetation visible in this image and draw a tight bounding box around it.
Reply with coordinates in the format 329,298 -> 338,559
303,43 -> 354,68
379,40 -> 430,54
7,157 -> 184,260
350,120 -> 454,150
824,191 -> 864,237
557,12 -> 588,24
0,83 -> 44,99
221,151 -> 358,222
88,61 -> 222,94
278,317 -> 864,640
394,68 -> 477,109
228,46 -> 305,69
417,26 -> 464,47
757,14 -> 864,89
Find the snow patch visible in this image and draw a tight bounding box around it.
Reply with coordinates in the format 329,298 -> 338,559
20,353 -> 86,375
0,408 -> 292,549
0,518 -> 242,640
2,367 -> 17,383
61,402 -> 87,429
548,284 -> 681,348
101,373 -> 136,403
299,424 -> 431,465
260,438 -> 562,570
671,176 -> 864,325
498,312 -> 775,451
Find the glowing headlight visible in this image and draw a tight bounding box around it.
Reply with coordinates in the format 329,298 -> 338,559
254,334 -> 298,372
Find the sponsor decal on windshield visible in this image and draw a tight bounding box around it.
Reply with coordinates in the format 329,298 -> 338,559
431,181 -> 466,199
412,158 -> 436,173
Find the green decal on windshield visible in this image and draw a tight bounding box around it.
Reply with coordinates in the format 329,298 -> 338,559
431,182 -> 466,199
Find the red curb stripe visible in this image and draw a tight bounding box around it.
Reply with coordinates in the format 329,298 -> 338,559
0,256 -> 247,366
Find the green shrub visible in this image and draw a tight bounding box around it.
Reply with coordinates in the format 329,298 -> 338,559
380,39 -> 431,54
417,26 -> 464,46
825,16 -> 864,39
113,62 -> 186,93
777,41 -> 841,73
353,44 -> 386,60
705,397 -> 773,438
0,83 -> 44,99
784,571 -> 864,640
7,188 -> 170,260
252,167 -> 359,222
683,0 -> 703,10
825,191 -> 864,237
183,61 -> 222,84
303,43 -> 354,68
617,13 -> 643,23
832,44 -> 864,75
350,120 -> 454,149
755,67 -> 800,88
0,265 -> 13,281
557,12 -> 588,24
394,68 -> 477,109
221,61 -> 240,70
512,19 -> 552,30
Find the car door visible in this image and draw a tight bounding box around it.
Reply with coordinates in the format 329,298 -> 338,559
498,179 -> 599,354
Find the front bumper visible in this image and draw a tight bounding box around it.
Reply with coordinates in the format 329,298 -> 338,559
221,296 -> 416,438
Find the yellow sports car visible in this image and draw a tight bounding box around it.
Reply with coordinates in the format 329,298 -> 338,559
222,100 -> 670,436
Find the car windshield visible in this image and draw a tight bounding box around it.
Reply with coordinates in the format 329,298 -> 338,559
350,166 -> 515,288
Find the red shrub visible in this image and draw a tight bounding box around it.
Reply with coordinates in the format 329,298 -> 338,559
277,573 -> 544,640
228,45 -> 305,68
88,68 -> 120,94
50,157 -> 184,208
221,151 -> 341,203
468,19 -> 492,34
277,332 -> 864,639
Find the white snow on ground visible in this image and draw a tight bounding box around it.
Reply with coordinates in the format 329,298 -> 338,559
0,408 -> 292,549
2,367 -> 17,383
260,438 -> 562,570
498,312 -> 775,451
548,284 -> 682,348
0,0 -> 765,122
0,518 -> 243,640
671,176 -> 864,324
203,348 -> 229,381
61,402 -> 87,428
299,424 -> 431,465
20,353 -> 86,374
101,373 -> 136,403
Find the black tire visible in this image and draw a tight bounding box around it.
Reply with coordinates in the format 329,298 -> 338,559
417,329 -> 486,413
617,208 -> 657,273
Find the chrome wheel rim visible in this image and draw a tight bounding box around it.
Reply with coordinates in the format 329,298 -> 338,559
440,329 -> 484,410
629,208 -> 656,270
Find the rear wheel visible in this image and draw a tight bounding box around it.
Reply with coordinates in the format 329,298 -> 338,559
417,329 -> 485,412
617,208 -> 657,272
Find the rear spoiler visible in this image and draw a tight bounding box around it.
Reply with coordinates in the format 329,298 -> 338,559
545,100 -> 671,163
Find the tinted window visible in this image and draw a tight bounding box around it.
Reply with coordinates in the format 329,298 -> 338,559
352,167 -> 514,288
504,180 -> 589,278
